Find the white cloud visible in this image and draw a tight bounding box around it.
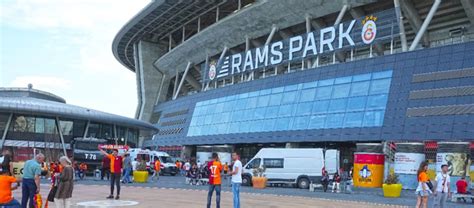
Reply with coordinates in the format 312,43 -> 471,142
1,0 -> 150,118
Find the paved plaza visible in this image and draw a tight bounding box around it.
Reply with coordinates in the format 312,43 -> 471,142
10,176 -> 472,207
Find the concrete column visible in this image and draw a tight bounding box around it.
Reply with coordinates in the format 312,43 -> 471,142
134,40 -> 169,123
285,143 -> 299,148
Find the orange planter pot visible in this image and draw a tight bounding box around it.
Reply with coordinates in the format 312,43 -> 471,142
252,177 -> 267,189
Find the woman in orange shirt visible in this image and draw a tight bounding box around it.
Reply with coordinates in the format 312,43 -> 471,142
415,161 -> 431,208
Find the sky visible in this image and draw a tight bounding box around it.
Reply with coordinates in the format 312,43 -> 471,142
0,0 -> 150,118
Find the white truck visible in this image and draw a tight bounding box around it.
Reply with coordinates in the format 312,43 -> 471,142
128,148 -> 178,176
242,148 -> 339,189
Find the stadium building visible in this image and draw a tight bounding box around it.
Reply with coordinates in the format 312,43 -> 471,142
0,86 -> 157,168
113,0 -> 474,187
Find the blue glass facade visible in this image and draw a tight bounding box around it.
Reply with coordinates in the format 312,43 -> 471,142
188,70 -> 392,136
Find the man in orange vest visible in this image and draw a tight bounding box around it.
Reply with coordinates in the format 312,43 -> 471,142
79,162 -> 88,180
152,157 -> 161,182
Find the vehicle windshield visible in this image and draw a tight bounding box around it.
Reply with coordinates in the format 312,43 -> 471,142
160,156 -> 174,163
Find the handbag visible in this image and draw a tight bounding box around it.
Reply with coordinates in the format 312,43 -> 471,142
47,186 -> 58,202
426,180 -> 434,190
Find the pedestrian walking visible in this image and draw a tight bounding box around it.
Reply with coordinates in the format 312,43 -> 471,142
230,152 -> 242,208
21,153 -> 45,208
54,156 -> 74,208
98,148 -> 124,200
433,164 -> 451,208
152,157 -> 161,182
332,172 -> 341,193
101,156 -> 110,181
415,161 -> 431,208
0,166 -> 21,207
121,153 -> 132,184
321,171 -> 329,192
207,153 -> 222,208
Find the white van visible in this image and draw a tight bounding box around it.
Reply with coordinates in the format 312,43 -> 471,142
242,148 -> 339,189
128,148 -> 178,176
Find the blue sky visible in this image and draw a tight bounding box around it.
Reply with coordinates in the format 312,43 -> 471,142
1,0 -> 150,118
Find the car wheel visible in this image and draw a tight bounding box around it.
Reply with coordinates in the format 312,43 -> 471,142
171,173 -> 176,176
242,175 -> 251,186
298,178 -> 310,189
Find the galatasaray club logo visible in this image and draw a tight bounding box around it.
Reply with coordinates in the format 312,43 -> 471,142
361,15 -> 377,44
208,61 -> 217,80
359,165 -> 372,178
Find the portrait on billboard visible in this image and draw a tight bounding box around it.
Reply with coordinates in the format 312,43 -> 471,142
437,153 -> 468,176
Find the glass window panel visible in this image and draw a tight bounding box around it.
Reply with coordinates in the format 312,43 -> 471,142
350,81 -> 370,96
302,81 -> 318,89
318,78 -> 334,86
35,118 -> 45,133
235,98 -> 247,110
228,122 -> 240,134
250,120 -> 263,132
299,89 -> 317,102
271,87 -> 284,93
312,100 -> 330,114
44,118 -> 56,134
59,120 -> 73,136
219,123 -> 229,134
265,106 -> 279,119
363,110 -> 385,127
215,103 -> 224,113
282,91 -> 297,104
284,84 -> 298,91
260,89 -> 271,95
257,95 -> 270,107
263,119 -> 275,131
222,100 -> 234,112
352,73 -> 371,82
335,76 -> 351,84
274,118 -> 291,131
372,70 -> 392,79
344,112 -> 364,128
293,116 -> 310,130
332,84 -> 351,98
370,78 -> 391,94
217,97 -> 226,103
248,91 -> 259,97
246,97 -> 258,109
315,86 -> 332,100
239,122 -> 251,133
238,93 -> 249,99
278,104 -> 294,117
366,94 -> 388,110
209,99 -> 218,104
296,102 -> 313,116
325,113 -> 344,129
13,116 -> 35,132
269,93 -> 283,106
254,108 -> 266,119
328,98 -> 347,113
308,115 -> 326,129
221,112 -> 231,123
347,97 -> 367,112
206,105 -> 215,114
204,115 -> 213,125
212,114 -> 221,123
243,109 -> 255,121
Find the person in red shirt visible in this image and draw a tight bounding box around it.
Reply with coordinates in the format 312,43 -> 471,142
99,148 -> 124,200
207,153 -> 222,208
456,176 -> 471,194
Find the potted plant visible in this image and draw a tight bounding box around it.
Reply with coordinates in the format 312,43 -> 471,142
382,174 -> 402,198
251,166 -> 267,189
133,161 -> 149,183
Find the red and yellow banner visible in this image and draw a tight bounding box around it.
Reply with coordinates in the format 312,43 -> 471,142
353,153 -> 384,188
